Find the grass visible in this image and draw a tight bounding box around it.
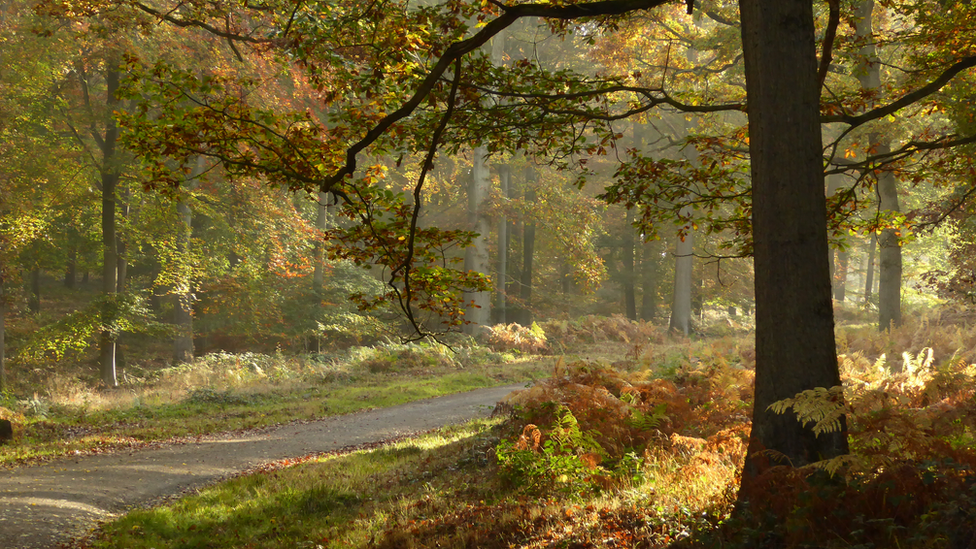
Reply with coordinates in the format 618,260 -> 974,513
0,343 -> 551,468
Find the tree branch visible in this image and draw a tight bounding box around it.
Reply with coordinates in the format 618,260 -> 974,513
318,0 -> 670,192
822,55 -> 976,126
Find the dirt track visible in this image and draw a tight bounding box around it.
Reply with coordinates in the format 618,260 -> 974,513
0,382 -> 529,549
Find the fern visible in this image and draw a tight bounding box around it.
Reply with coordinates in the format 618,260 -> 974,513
768,386 -> 847,437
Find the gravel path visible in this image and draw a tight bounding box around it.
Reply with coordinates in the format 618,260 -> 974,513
0,382 -> 528,549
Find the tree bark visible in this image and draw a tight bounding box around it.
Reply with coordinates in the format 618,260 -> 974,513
738,0 -> 848,494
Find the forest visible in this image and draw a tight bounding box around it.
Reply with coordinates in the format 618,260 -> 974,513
1,0 -> 976,547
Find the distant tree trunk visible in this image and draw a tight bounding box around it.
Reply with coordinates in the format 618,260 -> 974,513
738,0 -> 848,495
173,199 -> 194,364
518,170 -> 537,326
64,231 -> 77,289
876,161 -> 902,330
622,209 -> 637,321
462,146 -> 492,334
0,279 -> 6,391
855,0 -> 902,330
670,220 -> 694,335
834,250 -> 849,302
495,165 -> 510,324
98,64 -> 121,388
312,191 -> 329,295
28,267 -> 40,314
641,238 -> 660,321
863,234 -> 876,303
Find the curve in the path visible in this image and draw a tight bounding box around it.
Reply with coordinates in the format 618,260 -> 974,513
0,382 -> 529,549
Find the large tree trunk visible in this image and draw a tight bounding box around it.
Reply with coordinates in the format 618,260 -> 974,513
738,0 -> 848,494
98,65 -> 121,388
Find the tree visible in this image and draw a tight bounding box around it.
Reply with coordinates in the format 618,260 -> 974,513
737,0 -> 849,487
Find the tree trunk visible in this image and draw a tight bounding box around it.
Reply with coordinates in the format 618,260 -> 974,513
496,165 -> 510,324
312,191 -> 328,295
876,158 -> 902,330
0,279 -> 6,392
669,222 -> 694,335
854,0 -> 902,330
462,146 -> 492,334
641,238 -> 660,321
863,233 -> 876,303
173,199 -> 194,363
98,64 -> 121,388
834,250 -> 849,302
738,0 -> 848,495
64,234 -> 77,289
622,209 -> 637,321
28,267 -> 40,314
518,171 -> 537,326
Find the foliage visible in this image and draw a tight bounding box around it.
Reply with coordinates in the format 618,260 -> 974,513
484,322 -> 550,355
16,292 -> 172,362
495,405 -> 610,498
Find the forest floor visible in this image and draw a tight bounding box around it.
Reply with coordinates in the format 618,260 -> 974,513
0,382 -> 528,549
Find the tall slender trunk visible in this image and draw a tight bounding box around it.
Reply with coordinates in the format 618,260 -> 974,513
462,147 -> 492,334
98,64 -> 121,388
622,209 -> 637,320
173,199 -> 194,363
738,0 -> 848,494
855,0 -> 902,330
518,171 -> 537,326
670,221 -> 694,335
0,278 -> 6,392
313,191 -> 329,294
864,233 -> 876,303
876,160 -> 902,330
496,166 -> 510,324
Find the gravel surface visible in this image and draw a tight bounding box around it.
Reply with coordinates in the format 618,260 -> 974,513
0,382 -> 529,549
